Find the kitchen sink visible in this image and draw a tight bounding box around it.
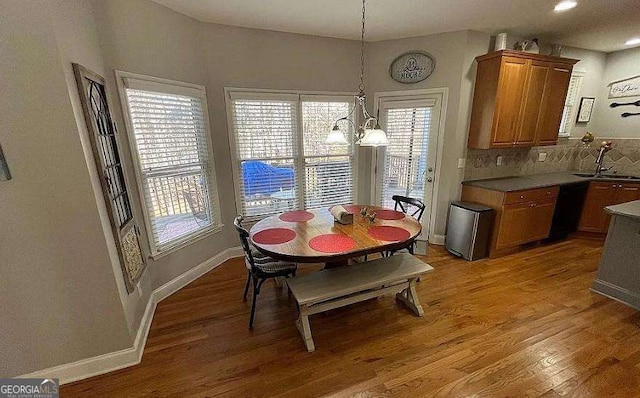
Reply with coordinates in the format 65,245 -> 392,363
573,173 -> 640,180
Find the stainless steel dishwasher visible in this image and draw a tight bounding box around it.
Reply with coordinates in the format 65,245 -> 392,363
445,202 -> 494,261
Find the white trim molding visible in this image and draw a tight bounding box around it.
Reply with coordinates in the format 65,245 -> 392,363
429,234 -> 446,246
19,246 -> 244,385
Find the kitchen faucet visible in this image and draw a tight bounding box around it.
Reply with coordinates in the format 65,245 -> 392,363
595,141 -> 613,176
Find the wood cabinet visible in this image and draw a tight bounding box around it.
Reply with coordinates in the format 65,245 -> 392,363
461,185 -> 559,257
468,50 -> 578,149
578,181 -> 640,234
535,65 -> 573,145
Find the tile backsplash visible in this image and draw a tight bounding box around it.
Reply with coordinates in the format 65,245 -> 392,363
464,138 -> 640,181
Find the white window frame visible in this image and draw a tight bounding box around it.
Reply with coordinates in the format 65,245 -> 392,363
559,69 -> 585,138
116,71 -> 222,259
224,88 -> 359,221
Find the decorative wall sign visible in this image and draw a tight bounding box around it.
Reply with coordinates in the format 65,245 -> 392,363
389,51 -> 435,84
576,97 -> 595,123
0,144 -> 11,181
608,75 -> 640,99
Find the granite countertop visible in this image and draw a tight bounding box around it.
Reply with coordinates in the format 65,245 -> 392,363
606,200 -> 640,220
462,171 -> 640,192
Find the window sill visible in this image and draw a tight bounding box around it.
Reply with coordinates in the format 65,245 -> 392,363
150,224 -> 224,261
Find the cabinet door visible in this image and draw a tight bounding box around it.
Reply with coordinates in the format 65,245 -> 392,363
493,57 -> 528,147
535,64 -> 572,146
515,61 -> 549,146
527,201 -> 556,241
497,200 -> 556,249
578,182 -> 618,233
496,202 -> 532,248
617,183 -> 640,204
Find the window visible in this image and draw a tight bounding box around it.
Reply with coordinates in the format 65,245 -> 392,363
117,72 -> 221,256
377,99 -> 437,209
559,70 -> 585,137
227,91 -> 355,219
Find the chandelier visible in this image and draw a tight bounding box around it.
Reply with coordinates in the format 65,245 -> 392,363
325,0 -> 389,147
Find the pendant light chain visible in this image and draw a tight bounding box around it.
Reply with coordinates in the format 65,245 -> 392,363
326,0 -> 388,147
358,0 -> 366,94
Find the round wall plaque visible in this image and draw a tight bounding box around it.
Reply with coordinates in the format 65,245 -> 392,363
389,51 -> 435,84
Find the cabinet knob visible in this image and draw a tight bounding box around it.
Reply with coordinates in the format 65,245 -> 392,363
520,195 -> 525,199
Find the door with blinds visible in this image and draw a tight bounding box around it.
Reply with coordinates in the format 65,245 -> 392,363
73,64 -> 146,293
375,96 -> 442,238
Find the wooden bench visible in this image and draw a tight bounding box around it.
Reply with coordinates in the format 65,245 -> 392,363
286,253 -> 434,352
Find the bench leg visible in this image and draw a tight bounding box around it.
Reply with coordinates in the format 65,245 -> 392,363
396,279 -> 424,317
295,309 -> 315,352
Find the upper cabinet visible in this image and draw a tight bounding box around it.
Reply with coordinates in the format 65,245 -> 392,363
467,50 -> 578,149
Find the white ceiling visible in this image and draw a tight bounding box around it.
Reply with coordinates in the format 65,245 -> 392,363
152,0 -> 640,53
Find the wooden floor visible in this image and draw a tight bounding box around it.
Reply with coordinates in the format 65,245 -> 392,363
63,238 -> 640,397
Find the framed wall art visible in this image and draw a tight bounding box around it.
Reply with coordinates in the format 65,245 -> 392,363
576,97 -> 595,123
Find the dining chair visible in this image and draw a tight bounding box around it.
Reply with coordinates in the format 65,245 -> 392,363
234,215 -> 297,329
388,195 -> 426,256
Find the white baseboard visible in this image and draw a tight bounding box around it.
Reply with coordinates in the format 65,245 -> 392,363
430,234 -> 446,245
154,246 -> 244,302
19,246 -> 243,384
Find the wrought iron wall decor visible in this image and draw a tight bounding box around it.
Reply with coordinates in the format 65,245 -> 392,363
610,100 -> 640,108
73,63 -> 146,293
0,143 -> 11,181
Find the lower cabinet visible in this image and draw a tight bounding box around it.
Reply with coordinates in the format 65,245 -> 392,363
578,181 -> 640,234
497,200 -> 556,249
461,185 -> 559,257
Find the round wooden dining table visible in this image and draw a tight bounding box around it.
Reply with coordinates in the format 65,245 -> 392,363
249,205 -> 422,265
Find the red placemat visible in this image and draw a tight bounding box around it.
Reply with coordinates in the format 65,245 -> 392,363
368,226 -> 411,242
308,234 -> 357,253
279,210 -> 314,222
375,210 -> 406,220
252,228 -> 296,245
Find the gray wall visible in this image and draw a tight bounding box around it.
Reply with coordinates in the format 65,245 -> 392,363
592,46 -> 640,138
0,0 -> 131,376
561,47 -> 608,139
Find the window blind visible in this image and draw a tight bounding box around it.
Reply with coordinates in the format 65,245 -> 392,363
228,92 -> 354,219
301,101 -> 354,209
380,105 -> 432,209
559,73 -> 583,136
230,98 -> 300,218
124,83 -> 220,252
